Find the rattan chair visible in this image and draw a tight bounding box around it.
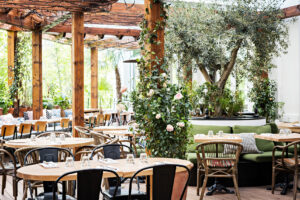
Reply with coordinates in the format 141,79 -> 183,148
272,140 -> 300,200
74,126 -> 91,138
18,123 -> 33,139
196,141 -> 243,200
36,132 -> 72,138
90,130 -> 113,145
1,125 -> 17,140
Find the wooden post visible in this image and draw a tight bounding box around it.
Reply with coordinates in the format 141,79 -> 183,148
32,30 -> 43,120
144,0 -> 165,72
72,12 -> 84,137
7,31 -> 17,86
90,47 -> 98,109
183,65 -> 193,89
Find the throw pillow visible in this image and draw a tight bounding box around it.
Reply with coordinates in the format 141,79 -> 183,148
52,109 -> 61,118
46,110 -> 53,119
224,133 -> 262,154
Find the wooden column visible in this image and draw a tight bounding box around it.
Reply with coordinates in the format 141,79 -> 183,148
7,31 -> 17,86
144,0 -> 165,72
90,47 -> 98,109
72,12 -> 84,137
32,30 -> 43,120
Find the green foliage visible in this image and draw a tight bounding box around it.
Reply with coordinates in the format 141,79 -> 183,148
249,78 -> 283,122
0,79 -> 12,113
53,93 -> 70,110
133,0 -> 190,158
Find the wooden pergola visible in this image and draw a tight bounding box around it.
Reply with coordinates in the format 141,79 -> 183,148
0,0 -> 299,136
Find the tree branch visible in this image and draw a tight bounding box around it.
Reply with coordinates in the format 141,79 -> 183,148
217,39 -> 243,89
196,60 -> 213,84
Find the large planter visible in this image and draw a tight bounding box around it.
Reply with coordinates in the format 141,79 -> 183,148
8,108 -> 14,114
19,107 -> 28,117
0,108 -> 3,115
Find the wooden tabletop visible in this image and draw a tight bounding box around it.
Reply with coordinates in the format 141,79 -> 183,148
254,133 -> 300,142
103,130 -> 141,137
93,126 -> 129,132
17,157 -> 193,181
4,137 -> 94,149
277,122 -> 300,133
194,134 -> 243,143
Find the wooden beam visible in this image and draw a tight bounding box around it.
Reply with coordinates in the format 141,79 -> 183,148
91,47 -> 98,109
283,5 -> 300,19
144,0 -> 165,72
7,31 -> 17,86
48,26 -> 141,37
72,11 -> 84,137
42,12 -> 72,32
32,29 -> 43,120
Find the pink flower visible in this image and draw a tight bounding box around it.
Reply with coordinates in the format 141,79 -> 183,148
176,122 -> 185,127
156,114 -> 161,119
120,87 -> 128,93
166,124 -> 174,132
174,93 -> 183,100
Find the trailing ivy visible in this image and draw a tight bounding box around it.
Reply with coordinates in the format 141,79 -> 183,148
132,0 -> 191,159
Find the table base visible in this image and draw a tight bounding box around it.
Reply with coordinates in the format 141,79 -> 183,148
206,180 -> 234,196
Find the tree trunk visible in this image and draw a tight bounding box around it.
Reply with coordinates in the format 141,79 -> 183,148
115,65 -> 122,102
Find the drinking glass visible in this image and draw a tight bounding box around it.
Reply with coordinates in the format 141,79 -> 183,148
279,129 -> 285,136
285,129 -> 292,136
140,153 -> 148,163
208,130 -> 214,137
60,134 -> 65,141
50,133 -> 56,142
30,135 -> 36,142
218,130 -> 224,137
126,154 -> 135,164
81,155 -> 90,168
65,156 -> 74,168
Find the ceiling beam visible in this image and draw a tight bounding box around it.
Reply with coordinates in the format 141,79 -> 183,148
42,12 -> 72,32
283,4 -> 300,19
47,25 -> 141,37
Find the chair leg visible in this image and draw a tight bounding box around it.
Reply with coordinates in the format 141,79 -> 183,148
2,174 -> 6,194
13,177 -> 17,200
233,174 -> 241,200
293,169 -> 298,200
271,167 -> 276,194
196,168 -> 201,196
22,182 -> 28,200
199,175 -> 208,200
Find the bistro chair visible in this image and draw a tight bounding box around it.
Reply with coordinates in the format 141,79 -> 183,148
36,132 -> 72,138
18,123 -> 33,139
52,168 -> 121,200
90,144 -> 143,200
24,147 -> 74,199
34,121 -> 47,135
128,163 -> 191,200
74,126 -> 91,138
60,118 -> 71,132
1,124 -> 17,140
196,141 -> 243,200
104,113 -> 112,126
88,116 -> 97,128
272,140 -> 300,200
90,130 -> 114,145
96,113 -> 105,126
0,148 -> 19,200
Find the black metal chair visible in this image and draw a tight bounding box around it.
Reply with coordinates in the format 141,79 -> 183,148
52,168 -> 121,200
90,144 -> 145,200
128,163 -> 191,200
24,147 -> 74,199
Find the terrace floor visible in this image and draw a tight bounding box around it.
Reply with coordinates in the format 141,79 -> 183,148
0,176 -> 299,200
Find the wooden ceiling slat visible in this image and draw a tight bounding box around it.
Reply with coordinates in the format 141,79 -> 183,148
283,5 -> 300,19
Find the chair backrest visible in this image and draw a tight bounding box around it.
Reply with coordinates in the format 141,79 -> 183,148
104,113 -> 111,122
279,140 -> 300,169
60,118 -> 70,128
35,121 -> 47,132
19,123 -> 32,134
14,147 -> 36,167
88,116 -> 96,128
96,114 -> 104,125
74,126 -> 91,138
53,168 -> 120,200
90,143 -> 135,160
0,148 -> 17,174
1,124 -> 16,138
24,147 -> 74,166
36,132 -> 72,138
90,130 -> 112,145
128,164 -> 190,200
196,141 -> 243,169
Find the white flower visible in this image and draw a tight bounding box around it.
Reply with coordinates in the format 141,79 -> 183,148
161,73 -> 167,78
177,122 -> 185,128
167,88 -> 170,92
147,89 -> 155,97
116,103 -> 125,112
166,124 -> 174,132
156,114 -> 161,119
163,83 -> 167,88
174,93 -> 183,100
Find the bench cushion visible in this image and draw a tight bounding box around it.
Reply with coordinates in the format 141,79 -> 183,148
242,151 -> 293,163
232,125 -> 274,152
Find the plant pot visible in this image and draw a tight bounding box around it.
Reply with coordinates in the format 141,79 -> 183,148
19,107 -> 28,117
8,108 -> 14,114
60,108 -> 65,117
171,170 -> 189,200
0,108 -> 3,116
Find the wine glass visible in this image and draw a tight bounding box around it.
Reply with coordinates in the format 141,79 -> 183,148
140,153 -> 148,163
208,130 -> 214,137
126,154 -> 135,164
65,156 -> 74,168
81,156 -> 90,168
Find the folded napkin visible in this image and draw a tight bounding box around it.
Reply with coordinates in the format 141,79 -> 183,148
98,158 -> 118,164
96,165 -> 118,171
39,161 -> 58,168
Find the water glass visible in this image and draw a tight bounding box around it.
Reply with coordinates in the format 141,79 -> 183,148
218,130 -> 224,137
285,129 -> 292,136
140,153 -> 148,163
50,133 -> 56,142
60,134 -> 66,141
208,130 -> 214,137
65,156 -> 74,168
126,154 -> 135,164
81,155 -> 90,168
30,135 -> 36,142
279,129 -> 285,136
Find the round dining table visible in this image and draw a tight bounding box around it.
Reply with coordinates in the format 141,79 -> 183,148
17,157 -> 193,200
4,137 -> 94,149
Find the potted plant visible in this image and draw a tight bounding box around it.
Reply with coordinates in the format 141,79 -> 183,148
54,94 -> 70,117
